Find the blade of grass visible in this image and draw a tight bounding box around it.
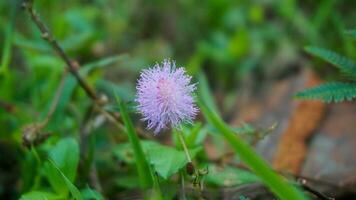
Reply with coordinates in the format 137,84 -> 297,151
150,169 -> 163,200
199,101 -> 308,200
185,122 -> 203,148
80,54 -> 129,75
197,72 -> 220,114
0,2 -> 16,75
47,159 -> 83,200
115,93 -> 153,189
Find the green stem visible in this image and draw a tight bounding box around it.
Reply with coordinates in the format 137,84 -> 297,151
180,170 -> 187,200
31,145 -> 42,165
176,130 -> 192,163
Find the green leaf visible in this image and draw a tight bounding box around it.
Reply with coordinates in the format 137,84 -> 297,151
305,46 -> 356,80
44,161 -> 67,195
185,122 -> 205,148
97,80 -> 135,101
199,101 -> 308,200
44,54 -> 127,125
143,141 -> 202,179
48,138 -> 79,182
0,2 -> 15,75
61,31 -> 95,54
46,75 -> 76,127
46,159 -> 83,200
115,94 -> 153,189
197,72 -> 220,114
115,175 -> 140,189
295,82 -> 356,103
20,191 -> 61,200
186,53 -> 204,75
113,143 -> 136,164
113,140 -> 201,179
205,164 -> 259,187
80,54 -> 129,75
14,33 -> 51,52
344,29 -> 356,38
44,138 -> 79,195
81,187 -> 104,200
29,56 -> 64,71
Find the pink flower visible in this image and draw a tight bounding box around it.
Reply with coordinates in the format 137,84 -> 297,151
136,59 -> 198,134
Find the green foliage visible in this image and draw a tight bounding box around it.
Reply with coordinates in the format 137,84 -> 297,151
113,143 -> 136,164
47,138 -> 79,183
197,72 -> 220,114
115,175 -> 140,189
296,34 -> 356,103
81,187 -> 104,200
205,165 -> 259,187
344,29 -> 356,38
183,122 -> 205,148
20,138 -> 84,200
45,160 -> 83,200
144,141 -> 201,179
115,94 -> 154,189
295,82 -> 356,103
304,46 -> 356,79
0,3 -> 14,75
114,140 -> 202,179
20,191 -> 60,200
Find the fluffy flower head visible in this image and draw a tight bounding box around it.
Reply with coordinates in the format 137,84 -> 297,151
136,59 -> 198,133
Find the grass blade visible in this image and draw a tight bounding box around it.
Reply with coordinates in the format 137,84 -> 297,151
197,72 -> 220,114
0,3 -> 16,75
115,93 -> 153,189
199,101 -> 308,200
47,159 -> 83,200
80,54 -> 129,75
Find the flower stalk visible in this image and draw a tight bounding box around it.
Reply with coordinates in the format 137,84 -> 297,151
176,130 -> 192,163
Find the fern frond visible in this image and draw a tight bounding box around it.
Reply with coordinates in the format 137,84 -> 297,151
295,82 -> 356,103
344,29 -> 356,38
305,46 -> 356,80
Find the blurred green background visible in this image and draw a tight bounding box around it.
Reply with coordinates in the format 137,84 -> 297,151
0,0 -> 355,199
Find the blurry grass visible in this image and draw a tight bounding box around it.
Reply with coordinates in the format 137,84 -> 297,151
0,3 -> 15,75
115,93 -> 153,190
47,159 -> 83,200
197,72 -> 220,114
